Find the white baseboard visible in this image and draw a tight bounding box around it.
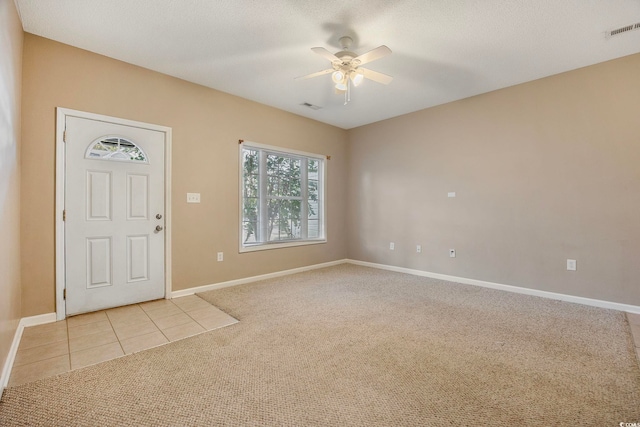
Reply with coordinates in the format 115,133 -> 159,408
19,312 -> 58,328
1,313 -> 57,392
171,256 -> 640,314
171,259 -> 348,298
346,259 -> 640,314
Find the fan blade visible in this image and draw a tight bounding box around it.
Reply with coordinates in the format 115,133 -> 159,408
311,47 -> 340,63
353,45 -> 391,66
295,68 -> 334,80
361,68 -> 393,85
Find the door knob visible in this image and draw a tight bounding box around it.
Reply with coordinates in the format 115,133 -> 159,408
156,214 -> 162,219
155,225 -> 164,232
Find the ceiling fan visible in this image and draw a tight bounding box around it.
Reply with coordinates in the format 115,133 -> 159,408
296,36 -> 393,104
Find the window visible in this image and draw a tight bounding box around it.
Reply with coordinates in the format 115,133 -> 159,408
240,141 -> 325,251
86,136 -> 148,163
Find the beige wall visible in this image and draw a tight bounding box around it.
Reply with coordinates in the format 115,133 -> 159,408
21,34 -> 348,316
0,0 -> 23,375
347,53 -> 640,305
19,31 -> 640,316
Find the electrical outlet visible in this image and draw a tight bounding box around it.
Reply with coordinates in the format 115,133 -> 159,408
217,252 -> 223,262
390,242 -> 395,250
416,245 -> 421,253
187,193 -> 201,203
448,192 -> 456,198
449,249 -> 456,258
567,259 -> 576,271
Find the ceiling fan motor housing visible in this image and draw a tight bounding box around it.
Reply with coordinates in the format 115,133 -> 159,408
336,51 -> 358,63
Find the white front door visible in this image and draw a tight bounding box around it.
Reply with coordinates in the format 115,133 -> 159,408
65,116 -> 166,315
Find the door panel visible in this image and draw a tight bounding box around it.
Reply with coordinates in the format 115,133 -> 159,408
65,116 -> 165,315
87,237 -> 112,287
87,171 -> 112,220
127,174 -> 149,220
127,235 -> 149,282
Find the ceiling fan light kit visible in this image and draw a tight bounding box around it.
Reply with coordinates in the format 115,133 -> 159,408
331,70 -> 345,84
296,36 -> 393,105
351,69 -> 365,86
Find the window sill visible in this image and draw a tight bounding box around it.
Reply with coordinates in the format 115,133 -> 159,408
240,239 -> 327,253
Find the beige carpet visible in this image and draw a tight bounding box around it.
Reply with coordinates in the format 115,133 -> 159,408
1,264 -> 639,426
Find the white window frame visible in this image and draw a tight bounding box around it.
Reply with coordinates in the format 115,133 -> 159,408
239,140 -> 326,252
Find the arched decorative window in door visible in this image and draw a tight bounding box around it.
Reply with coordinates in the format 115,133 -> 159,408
85,136 -> 148,163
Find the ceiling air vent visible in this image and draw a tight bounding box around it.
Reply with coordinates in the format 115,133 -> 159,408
607,22 -> 640,38
301,102 -> 322,110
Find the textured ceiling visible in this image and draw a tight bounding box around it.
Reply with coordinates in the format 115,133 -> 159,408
14,0 -> 640,129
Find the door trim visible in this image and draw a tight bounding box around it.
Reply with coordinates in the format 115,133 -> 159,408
55,108 -> 172,320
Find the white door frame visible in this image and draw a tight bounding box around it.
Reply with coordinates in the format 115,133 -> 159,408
55,108 -> 172,321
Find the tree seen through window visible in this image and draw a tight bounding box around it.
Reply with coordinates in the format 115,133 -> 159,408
242,145 -> 323,247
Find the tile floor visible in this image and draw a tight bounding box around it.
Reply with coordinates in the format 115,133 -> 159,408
629,313 -> 640,363
8,295 -> 237,387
